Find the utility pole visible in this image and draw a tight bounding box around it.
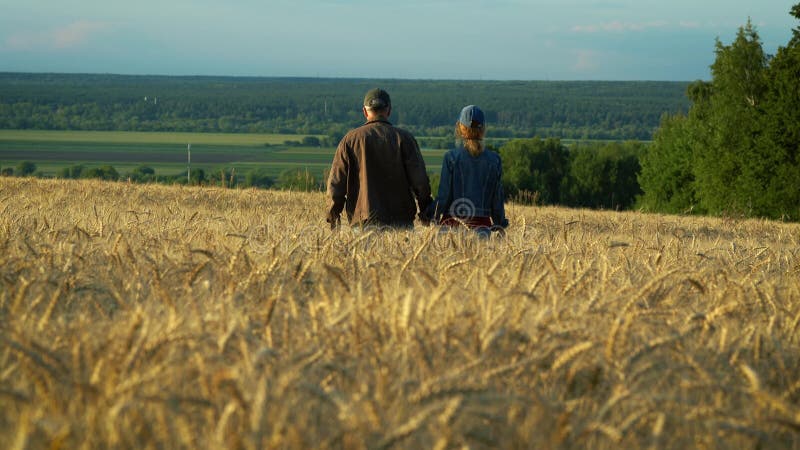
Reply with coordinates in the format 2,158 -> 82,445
187,143 -> 191,185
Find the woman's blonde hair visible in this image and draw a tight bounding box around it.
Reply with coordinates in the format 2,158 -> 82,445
456,122 -> 486,157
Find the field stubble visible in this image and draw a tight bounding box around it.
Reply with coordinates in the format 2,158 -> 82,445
1,178 -> 799,449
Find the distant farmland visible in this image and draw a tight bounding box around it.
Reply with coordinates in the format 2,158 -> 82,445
0,130 -> 447,179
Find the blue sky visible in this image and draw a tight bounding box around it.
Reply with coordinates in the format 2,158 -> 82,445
0,0 -> 796,80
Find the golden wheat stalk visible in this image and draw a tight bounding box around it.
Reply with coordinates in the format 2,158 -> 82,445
551,341 -> 595,373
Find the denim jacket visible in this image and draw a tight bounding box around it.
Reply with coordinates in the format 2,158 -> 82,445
427,147 -> 509,228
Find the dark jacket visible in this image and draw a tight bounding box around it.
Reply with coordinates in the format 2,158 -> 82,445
327,119 -> 432,226
427,147 -> 509,228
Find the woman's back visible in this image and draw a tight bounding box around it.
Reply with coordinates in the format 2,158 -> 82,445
428,105 -> 509,231
441,146 -> 503,218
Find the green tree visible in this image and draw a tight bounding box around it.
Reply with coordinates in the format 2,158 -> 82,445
277,168 -> 318,191
244,168 -> 275,189
189,168 -> 206,185
694,20 -> 769,215
564,141 -> 643,210
499,138 -> 568,204
638,114 -> 699,214
128,165 -> 155,182
58,164 -> 85,179
16,161 -> 36,177
301,136 -> 321,147
754,3 -> 800,219
83,165 -> 119,181
133,165 -> 155,176
207,167 -> 239,187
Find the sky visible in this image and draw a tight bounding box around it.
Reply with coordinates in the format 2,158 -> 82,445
0,0 -> 797,81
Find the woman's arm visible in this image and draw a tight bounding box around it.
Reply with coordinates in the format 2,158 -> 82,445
491,157 -> 509,229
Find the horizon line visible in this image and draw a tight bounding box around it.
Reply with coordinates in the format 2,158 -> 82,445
0,70 -> 705,84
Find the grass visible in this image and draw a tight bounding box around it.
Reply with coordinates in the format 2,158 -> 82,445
2,177 -> 799,449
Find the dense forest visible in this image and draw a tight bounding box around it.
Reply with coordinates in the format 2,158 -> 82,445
0,74 -> 689,140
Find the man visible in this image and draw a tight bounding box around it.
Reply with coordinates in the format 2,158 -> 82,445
326,88 -> 432,228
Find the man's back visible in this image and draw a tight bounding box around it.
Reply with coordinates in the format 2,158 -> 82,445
327,119 -> 431,226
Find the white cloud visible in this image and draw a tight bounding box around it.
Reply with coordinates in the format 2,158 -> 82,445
572,20 -> 669,33
573,49 -> 600,71
53,21 -> 109,48
4,20 -> 109,51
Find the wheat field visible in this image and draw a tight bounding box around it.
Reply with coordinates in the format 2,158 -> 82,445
1,177 -> 799,449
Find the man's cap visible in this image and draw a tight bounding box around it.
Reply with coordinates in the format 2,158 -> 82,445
364,88 -> 391,110
458,105 -> 485,129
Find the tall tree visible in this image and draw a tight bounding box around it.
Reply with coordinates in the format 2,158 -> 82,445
694,20 -> 769,215
754,3 -> 800,219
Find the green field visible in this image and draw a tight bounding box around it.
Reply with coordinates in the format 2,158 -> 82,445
0,130 -> 446,180
0,130 -> 307,145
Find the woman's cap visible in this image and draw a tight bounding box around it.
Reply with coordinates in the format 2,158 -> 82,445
363,88 -> 391,110
458,105 -> 485,129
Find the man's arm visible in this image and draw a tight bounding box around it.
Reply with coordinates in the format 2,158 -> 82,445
326,143 -> 348,227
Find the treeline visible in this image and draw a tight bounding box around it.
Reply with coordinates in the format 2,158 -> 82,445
3,137 -> 643,212
494,139 -> 644,210
497,5 -> 800,221
0,160 -> 321,191
0,74 -> 689,140
638,7 -> 800,220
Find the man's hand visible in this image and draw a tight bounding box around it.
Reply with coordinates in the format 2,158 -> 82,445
418,206 -> 434,226
327,215 -> 341,231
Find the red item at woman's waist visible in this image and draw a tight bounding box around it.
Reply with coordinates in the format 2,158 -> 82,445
440,215 -> 492,229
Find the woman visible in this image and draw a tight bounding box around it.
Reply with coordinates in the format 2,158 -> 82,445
426,105 -> 509,235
